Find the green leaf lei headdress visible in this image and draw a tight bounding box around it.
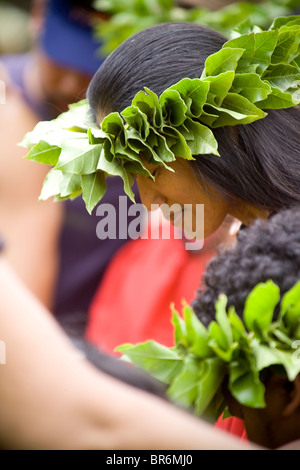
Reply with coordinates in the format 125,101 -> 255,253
22,16 -> 300,214
116,280 -> 300,422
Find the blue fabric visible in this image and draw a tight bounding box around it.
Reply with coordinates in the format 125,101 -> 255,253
0,54 -> 50,120
41,0 -> 105,75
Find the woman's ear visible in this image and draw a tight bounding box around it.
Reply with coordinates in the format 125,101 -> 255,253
282,376 -> 300,417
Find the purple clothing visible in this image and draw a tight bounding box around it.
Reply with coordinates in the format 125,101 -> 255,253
1,53 -> 139,331
1,54 -> 50,120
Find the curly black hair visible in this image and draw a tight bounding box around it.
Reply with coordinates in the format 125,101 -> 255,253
192,207 -> 300,326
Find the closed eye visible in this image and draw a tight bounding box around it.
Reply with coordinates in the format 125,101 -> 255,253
149,166 -> 160,180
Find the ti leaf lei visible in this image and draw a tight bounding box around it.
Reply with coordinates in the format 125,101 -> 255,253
116,280 -> 300,423
22,16 -> 300,214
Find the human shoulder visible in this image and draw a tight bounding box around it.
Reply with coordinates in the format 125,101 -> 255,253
277,440 -> 300,450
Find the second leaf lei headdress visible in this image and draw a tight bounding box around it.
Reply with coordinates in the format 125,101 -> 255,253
22,16 -> 300,214
115,280 -> 300,422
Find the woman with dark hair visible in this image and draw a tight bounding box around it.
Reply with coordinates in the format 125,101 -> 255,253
23,17 -> 300,444
85,20 -> 300,440
87,22 -> 300,234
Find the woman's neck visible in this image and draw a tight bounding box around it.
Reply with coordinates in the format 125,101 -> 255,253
229,202 -> 271,227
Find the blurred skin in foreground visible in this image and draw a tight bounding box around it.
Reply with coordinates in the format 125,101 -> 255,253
0,257 -> 258,450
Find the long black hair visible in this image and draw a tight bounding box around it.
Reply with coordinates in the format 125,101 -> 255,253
87,22 -> 300,212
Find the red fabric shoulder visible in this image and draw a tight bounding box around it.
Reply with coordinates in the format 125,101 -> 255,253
86,232 -> 213,352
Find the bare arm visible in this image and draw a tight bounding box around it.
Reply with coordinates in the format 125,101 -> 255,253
0,258 -> 259,450
0,84 -> 63,308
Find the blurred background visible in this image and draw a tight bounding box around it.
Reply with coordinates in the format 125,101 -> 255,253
0,1 -> 32,54
1,1 -> 300,57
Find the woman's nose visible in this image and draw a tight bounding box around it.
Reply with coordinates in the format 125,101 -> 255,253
136,176 -> 167,211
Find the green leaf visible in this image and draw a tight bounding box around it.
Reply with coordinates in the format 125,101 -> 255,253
101,111 -> 125,138
262,64 -> 300,92
249,31 -> 279,74
22,123 -> 73,150
177,118 -> 219,156
205,71 -> 235,107
25,140 -> 61,166
198,108 -> 219,127
183,302 -> 212,358
251,341 -> 279,371
116,341 -> 184,384
221,406 -> 233,420
279,280 -> 300,332
81,172 -> 107,214
208,322 -> 234,361
228,306 -> 247,341
131,87 -> 164,129
97,152 -> 136,202
208,321 -> 228,351
194,357 -> 227,416
56,99 -> 91,129
159,126 -> 193,160
55,139 -> 102,175
215,294 -> 233,346
39,169 -> 63,201
167,78 -> 210,118
277,349 -> 300,382
121,106 -> 150,140
253,341 -> 300,382
243,280 -> 280,333
171,304 -> 187,347
231,19 -> 254,38
224,32 -> 257,72
167,356 -> 202,410
257,84 -> 300,108
270,16 -> 300,31
202,48 -> 245,78
272,328 -> 294,347
160,89 -> 188,126
232,73 -> 272,103
209,92 -> 266,127
201,388 -> 226,424
59,173 -> 82,198
131,90 -> 157,125
229,358 -> 266,408
271,27 -> 300,65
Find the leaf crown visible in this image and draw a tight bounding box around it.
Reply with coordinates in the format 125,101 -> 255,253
116,280 -> 300,422
22,16 -> 300,214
